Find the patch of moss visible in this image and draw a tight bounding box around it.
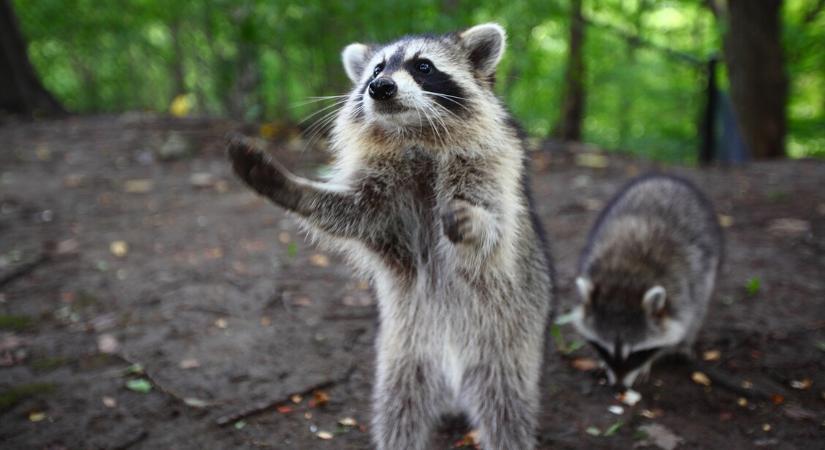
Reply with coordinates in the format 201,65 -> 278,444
30,356 -> 69,372
0,383 -> 56,411
0,315 -> 33,331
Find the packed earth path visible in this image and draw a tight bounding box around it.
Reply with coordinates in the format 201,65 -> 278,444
1,115 -> 823,449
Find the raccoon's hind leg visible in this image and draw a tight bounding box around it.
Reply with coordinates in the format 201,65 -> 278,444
372,357 -> 446,450
462,364 -> 538,450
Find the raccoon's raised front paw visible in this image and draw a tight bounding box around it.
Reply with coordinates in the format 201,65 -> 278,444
441,199 -> 478,244
226,133 -> 288,196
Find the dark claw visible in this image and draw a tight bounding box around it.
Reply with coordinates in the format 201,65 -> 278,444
225,133 -> 286,195
442,206 -> 469,243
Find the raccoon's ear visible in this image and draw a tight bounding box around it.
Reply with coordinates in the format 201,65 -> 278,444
575,276 -> 593,304
459,23 -> 506,78
342,43 -> 371,83
642,285 -> 667,315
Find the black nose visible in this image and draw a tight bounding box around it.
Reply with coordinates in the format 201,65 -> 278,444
368,78 -> 397,100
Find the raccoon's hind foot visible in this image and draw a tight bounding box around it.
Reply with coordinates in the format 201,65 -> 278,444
226,133 -> 290,199
441,199 -> 489,244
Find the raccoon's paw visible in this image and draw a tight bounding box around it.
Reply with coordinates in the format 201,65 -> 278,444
226,133 -> 288,196
441,199 -> 479,244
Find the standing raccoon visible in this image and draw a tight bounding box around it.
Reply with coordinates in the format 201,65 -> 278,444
571,174 -> 722,389
227,24 -> 554,450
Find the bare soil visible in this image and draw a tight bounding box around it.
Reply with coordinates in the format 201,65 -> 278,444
1,115 -> 823,449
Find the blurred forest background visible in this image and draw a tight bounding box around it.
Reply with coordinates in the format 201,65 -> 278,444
3,0 -> 825,162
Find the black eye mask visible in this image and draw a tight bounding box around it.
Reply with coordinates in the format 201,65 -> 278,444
588,340 -> 661,379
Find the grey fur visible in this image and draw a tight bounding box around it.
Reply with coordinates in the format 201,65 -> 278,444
228,23 -> 554,450
572,173 -> 722,388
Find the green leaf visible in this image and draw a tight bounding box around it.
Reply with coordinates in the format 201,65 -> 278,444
745,277 -> 761,296
287,242 -> 298,258
554,311 -> 577,325
125,378 -> 152,393
125,363 -> 144,375
234,420 -> 247,430
585,426 -> 601,436
604,421 -> 624,436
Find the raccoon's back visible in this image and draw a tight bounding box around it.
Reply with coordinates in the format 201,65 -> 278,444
580,174 -> 722,274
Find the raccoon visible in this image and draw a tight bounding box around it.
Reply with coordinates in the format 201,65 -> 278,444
571,174 -> 722,389
227,24 -> 554,450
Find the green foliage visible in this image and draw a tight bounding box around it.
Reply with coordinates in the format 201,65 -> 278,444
13,0 -> 824,161
0,314 -> 33,331
0,383 -> 56,411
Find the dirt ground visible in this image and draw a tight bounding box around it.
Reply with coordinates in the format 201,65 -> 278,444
0,115 -> 823,450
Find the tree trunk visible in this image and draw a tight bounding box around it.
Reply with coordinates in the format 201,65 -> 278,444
723,0 -> 787,158
553,0 -> 586,141
0,0 -> 64,116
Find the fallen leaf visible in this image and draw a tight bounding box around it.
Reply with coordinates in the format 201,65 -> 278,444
125,378 -> 152,393
184,398 -> 208,408
189,173 -> 215,188
783,404 -> 817,421
575,153 -> 609,169
260,317 -> 272,327
97,334 -> 119,354
771,394 -> 785,405
585,426 -> 601,436
762,423 -> 771,432
125,363 -> 144,375
691,371 -> 712,386
234,420 -> 246,430
291,394 -> 303,404
604,420 -> 623,436
109,241 -> 129,258
311,390 -> 330,407
571,357 -> 599,372
618,389 -> 642,406
702,350 -> 721,361
737,398 -> 748,407
767,218 -> 810,237
278,232 -> 291,244
316,431 -> 334,440
338,417 -> 357,427
214,318 -> 228,329
637,423 -> 683,450
608,405 -> 624,415
309,253 -> 330,267
179,358 -> 200,369
56,239 -> 80,255
640,408 -> 662,419
277,405 -> 293,414
790,378 -> 812,390
102,396 -> 117,408
29,411 -> 46,422
452,429 -> 479,447
718,214 -> 734,228
123,179 -> 154,194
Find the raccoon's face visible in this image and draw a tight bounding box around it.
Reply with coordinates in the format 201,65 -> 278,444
338,23 -> 505,144
571,277 -> 687,389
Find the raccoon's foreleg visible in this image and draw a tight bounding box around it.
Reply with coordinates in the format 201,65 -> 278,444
227,135 -> 385,240
441,199 -> 499,255
371,355 -> 444,450
463,364 -> 539,450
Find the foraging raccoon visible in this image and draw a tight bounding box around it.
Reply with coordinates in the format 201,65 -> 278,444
571,174 -> 722,389
227,24 -> 554,450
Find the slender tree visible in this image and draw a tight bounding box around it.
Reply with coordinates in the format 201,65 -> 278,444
553,0 -> 586,141
721,0 -> 788,158
0,0 -> 64,116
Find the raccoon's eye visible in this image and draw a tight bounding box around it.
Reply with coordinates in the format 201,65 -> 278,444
416,60 -> 432,74
373,63 -> 385,77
